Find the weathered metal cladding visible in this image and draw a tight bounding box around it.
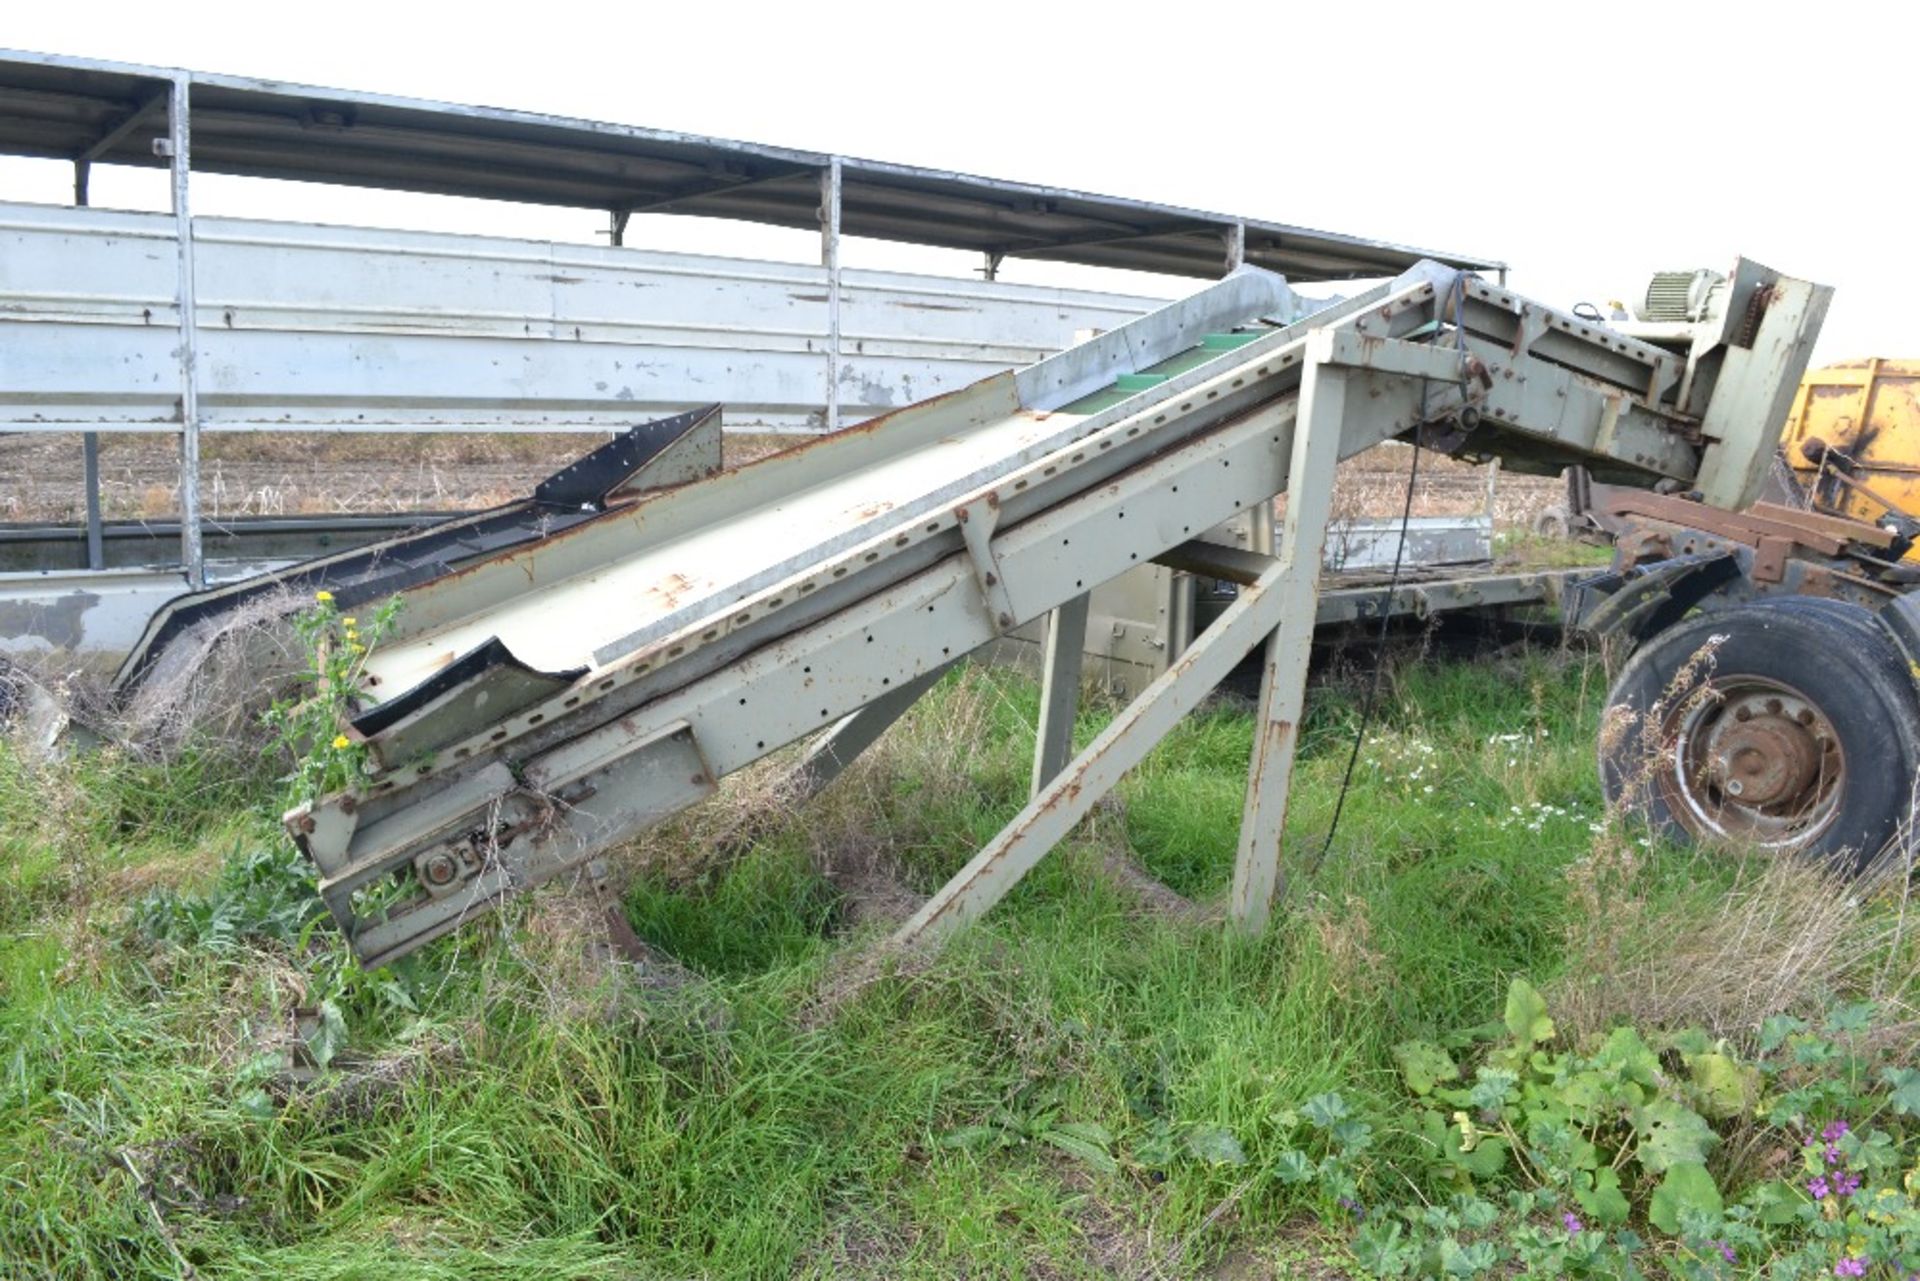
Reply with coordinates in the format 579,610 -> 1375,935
1780,359 -> 1920,558
0,202 -> 1168,434
1693,276 -> 1832,509
280,260 -> 1824,965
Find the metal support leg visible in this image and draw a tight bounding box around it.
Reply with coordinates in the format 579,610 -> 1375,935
819,159 -> 843,433
75,145 -> 104,573
609,209 -> 631,247
794,663 -> 950,798
888,555 -> 1291,951
82,433 -> 104,570
1163,570 -> 1197,669
713,664 -> 951,860
1229,346 -> 1349,932
1030,593 -> 1089,799
1249,492 -> 1277,556
167,75 -> 204,590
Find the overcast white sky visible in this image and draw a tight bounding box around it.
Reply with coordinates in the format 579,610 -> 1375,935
3,0 -> 1914,362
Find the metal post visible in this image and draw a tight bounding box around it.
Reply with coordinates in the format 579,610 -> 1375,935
82,433 -> 104,570
73,161 -> 105,570
1225,221 -> 1246,273
1162,569 -> 1197,668
1029,593 -> 1089,798
167,75 -> 204,589
982,251 -> 1003,282
1248,493 -> 1277,556
820,159 -> 843,432
608,209 -> 630,247
1229,340 -> 1349,932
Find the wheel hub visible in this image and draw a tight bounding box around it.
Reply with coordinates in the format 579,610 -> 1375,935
1708,710 -> 1822,806
1666,681 -> 1845,848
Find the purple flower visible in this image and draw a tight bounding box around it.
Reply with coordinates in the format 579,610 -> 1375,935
1716,1241 -> 1736,1263
1822,1120 -> 1851,1142
1825,1143 -> 1843,1165
1338,1196 -> 1365,1219
1834,1258 -> 1866,1278
1562,1211 -> 1582,1234
1809,1175 -> 1832,1199
1835,1171 -> 1862,1197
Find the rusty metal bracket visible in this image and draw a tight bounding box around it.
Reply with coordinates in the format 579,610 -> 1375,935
1752,535 -> 1791,584
956,497 -> 1018,631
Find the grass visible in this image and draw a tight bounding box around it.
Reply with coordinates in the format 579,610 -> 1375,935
0,639 -> 1909,1279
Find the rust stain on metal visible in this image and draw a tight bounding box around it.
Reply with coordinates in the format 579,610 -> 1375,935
1602,491 -> 1850,555
646,572 -> 697,611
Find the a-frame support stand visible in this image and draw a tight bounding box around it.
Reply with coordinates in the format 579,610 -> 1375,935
884,345 -> 1353,949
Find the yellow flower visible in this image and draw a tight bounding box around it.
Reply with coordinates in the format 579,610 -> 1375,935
350,642 -> 366,654
331,734 -> 351,750
315,590 -> 334,603
1452,1110 -> 1480,1152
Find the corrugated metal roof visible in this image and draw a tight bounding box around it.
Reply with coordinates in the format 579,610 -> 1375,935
0,48 -> 1506,282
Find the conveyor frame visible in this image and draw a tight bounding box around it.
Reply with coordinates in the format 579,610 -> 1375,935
246,258 -> 1824,968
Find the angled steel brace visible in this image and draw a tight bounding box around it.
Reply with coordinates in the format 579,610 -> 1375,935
956,498 -> 1018,631
791,662 -> 955,798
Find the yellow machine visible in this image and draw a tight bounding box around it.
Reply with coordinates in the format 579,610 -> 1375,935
1779,359 -> 1920,560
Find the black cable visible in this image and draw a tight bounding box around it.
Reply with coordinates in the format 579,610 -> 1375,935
1309,277 -> 1470,872
1310,410 -> 1422,872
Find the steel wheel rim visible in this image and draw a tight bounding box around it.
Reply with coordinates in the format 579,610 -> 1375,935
1659,675 -> 1846,850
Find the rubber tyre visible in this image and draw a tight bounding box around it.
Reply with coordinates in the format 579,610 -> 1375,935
1599,596 -> 1920,871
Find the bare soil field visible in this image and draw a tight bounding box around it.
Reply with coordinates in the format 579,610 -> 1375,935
0,431 -> 1562,526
